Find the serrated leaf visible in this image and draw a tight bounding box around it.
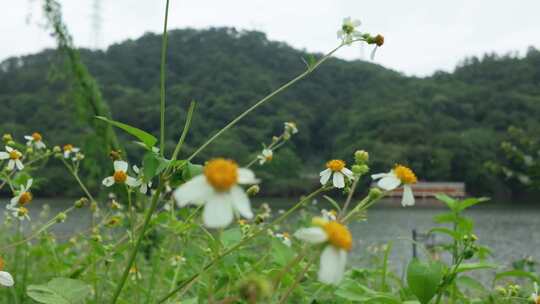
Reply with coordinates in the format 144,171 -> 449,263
142,152 -> 161,182
456,197 -> 490,212
96,116 -> 157,148
435,193 -> 457,211
27,278 -> 91,304
406,259 -> 445,304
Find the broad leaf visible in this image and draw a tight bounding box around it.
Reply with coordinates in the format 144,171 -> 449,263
457,262 -> 497,273
27,278 -> 91,304
494,270 -> 539,282
96,116 -> 157,148
142,152 -> 161,182
406,259 -> 445,304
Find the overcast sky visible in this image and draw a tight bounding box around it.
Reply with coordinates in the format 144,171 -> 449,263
1,0 -> 539,76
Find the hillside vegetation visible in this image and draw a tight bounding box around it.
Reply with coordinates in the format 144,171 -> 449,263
1,27 -> 540,198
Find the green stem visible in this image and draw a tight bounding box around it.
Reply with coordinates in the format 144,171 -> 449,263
339,178 -> 360,220
170,101 -> 196,162
159,0 -> 170,156
157,186 -> 329,303
278,254 -> 316,304
109,184 -> 163,304
187,42 -> 350,162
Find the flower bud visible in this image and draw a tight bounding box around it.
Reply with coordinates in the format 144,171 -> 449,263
352,164 -> 369,175
74,197 -> 89,208
246,185 -> 260,197
6,140 -> 15,147
55,212 -> 67,223
239,275 -> 272,304
53,146 -> 62,153
368,187 -> 383,200
2,134 -> 13,142
109,150 -> 122,161
354,150 -> 369,164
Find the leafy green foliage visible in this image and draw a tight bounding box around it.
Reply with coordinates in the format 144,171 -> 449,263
96,116 -> 157,148
26,278 -> 92,304
406,259 -> 445,304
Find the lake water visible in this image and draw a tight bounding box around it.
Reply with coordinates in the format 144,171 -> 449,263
7,198 -> 540,283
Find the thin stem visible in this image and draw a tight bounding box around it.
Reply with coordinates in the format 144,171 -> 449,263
157,186 -> 329,303
339,178 -> 360,220
187,42 -> 350,162
159,0 -> 170,156
170,101 -> 196,162
278,254 -> 316,303
61,158 -> 96,203
109,184 -> 163,304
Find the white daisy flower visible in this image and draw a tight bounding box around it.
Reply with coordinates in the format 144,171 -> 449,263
173,158 -> 259,229
7,205 -> 30,221
257,149 -> 273,165
132,165 -> 152,194
62,144 -> 80,159
0,257 -> 14,287
102,161 -> 140,188
275,232 -> 292,247
24,132 -> 46,150
337,17 -> 362,45
320,159 -> 354,189
10,179 -> 33,208
0,146 -> 24,171
371,164 -> 417,207
294,218 -> 352,285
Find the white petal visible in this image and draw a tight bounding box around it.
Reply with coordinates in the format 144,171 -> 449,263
341,168 -> 354,179
5,146 -> 13,152
10,195 -> 20,205
102,176 -> 115,187
114,160 -> 128,172
336,30 -> 344,39
63,151 -> 70,158
7,160 -> 14,171
15,160 -> 24,170
72,148 -> 80,153
24,136 -> 33,141
318,246 -> 347,285
294,227 -> 328,244
238,168 -> 259,184
125,176 -> 141,187
401,185 -> 415,207
37,142 -> 46,149
26,179 -> 33,190
140,183 -> 148,194
352,19 -> 362,26
377,175 -> 401,191
333,172 -> 345,188
230,186 -> 253,219
132,165 -> 140,174
173,175 -> 212,207
319,169 -> 332,185
0,271 -> 14,287
0,152 -> 8,160
203,193 -> 234,229
371,172 -> 388,180
370,46 -> 378,60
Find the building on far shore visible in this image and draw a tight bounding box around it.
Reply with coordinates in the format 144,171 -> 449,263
384,182 -> 466,199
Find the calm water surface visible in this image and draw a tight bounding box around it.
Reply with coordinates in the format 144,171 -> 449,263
9,198 -> 540,281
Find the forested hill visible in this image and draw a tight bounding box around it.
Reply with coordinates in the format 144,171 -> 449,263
1,27 -> 540,197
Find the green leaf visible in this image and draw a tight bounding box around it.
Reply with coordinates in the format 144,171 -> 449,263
182,162 -> 204,180
494,270 -> 539,282
433,212 -> 458,224
27,278 -> 92,304
429,227 -> 460,240
406,259 -> 445,304
457,276 -> 487,293
221,227 -> 242,247
457,262 -> 497,273
142,152 -> 161,182
96,116 -> 157,148
435,193 -> 457,211
456,197 -> 490,212
271,238 -> 294,266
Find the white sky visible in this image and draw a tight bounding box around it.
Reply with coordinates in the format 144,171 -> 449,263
1,0 -> 539,76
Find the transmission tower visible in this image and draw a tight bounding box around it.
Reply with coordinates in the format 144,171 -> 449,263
91,0 -> 102,49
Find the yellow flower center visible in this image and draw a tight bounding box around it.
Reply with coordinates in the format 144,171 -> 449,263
113,171 -> 127,184
323,221 -> 352,251
9,150 -> 21,160
63,144 -> 73,152
19,192 -> 32,205
394,165 -> 417,184
326,159 -> 345,172
32,132 -> 42,141
282,232 -> 290,239
342,23 -> 355,34
204,158 -> 238,191
0,256 -> 4,271
18,207 -> 29,217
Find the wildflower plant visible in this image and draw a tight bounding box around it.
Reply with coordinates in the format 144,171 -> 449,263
0,2 -> 526,304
